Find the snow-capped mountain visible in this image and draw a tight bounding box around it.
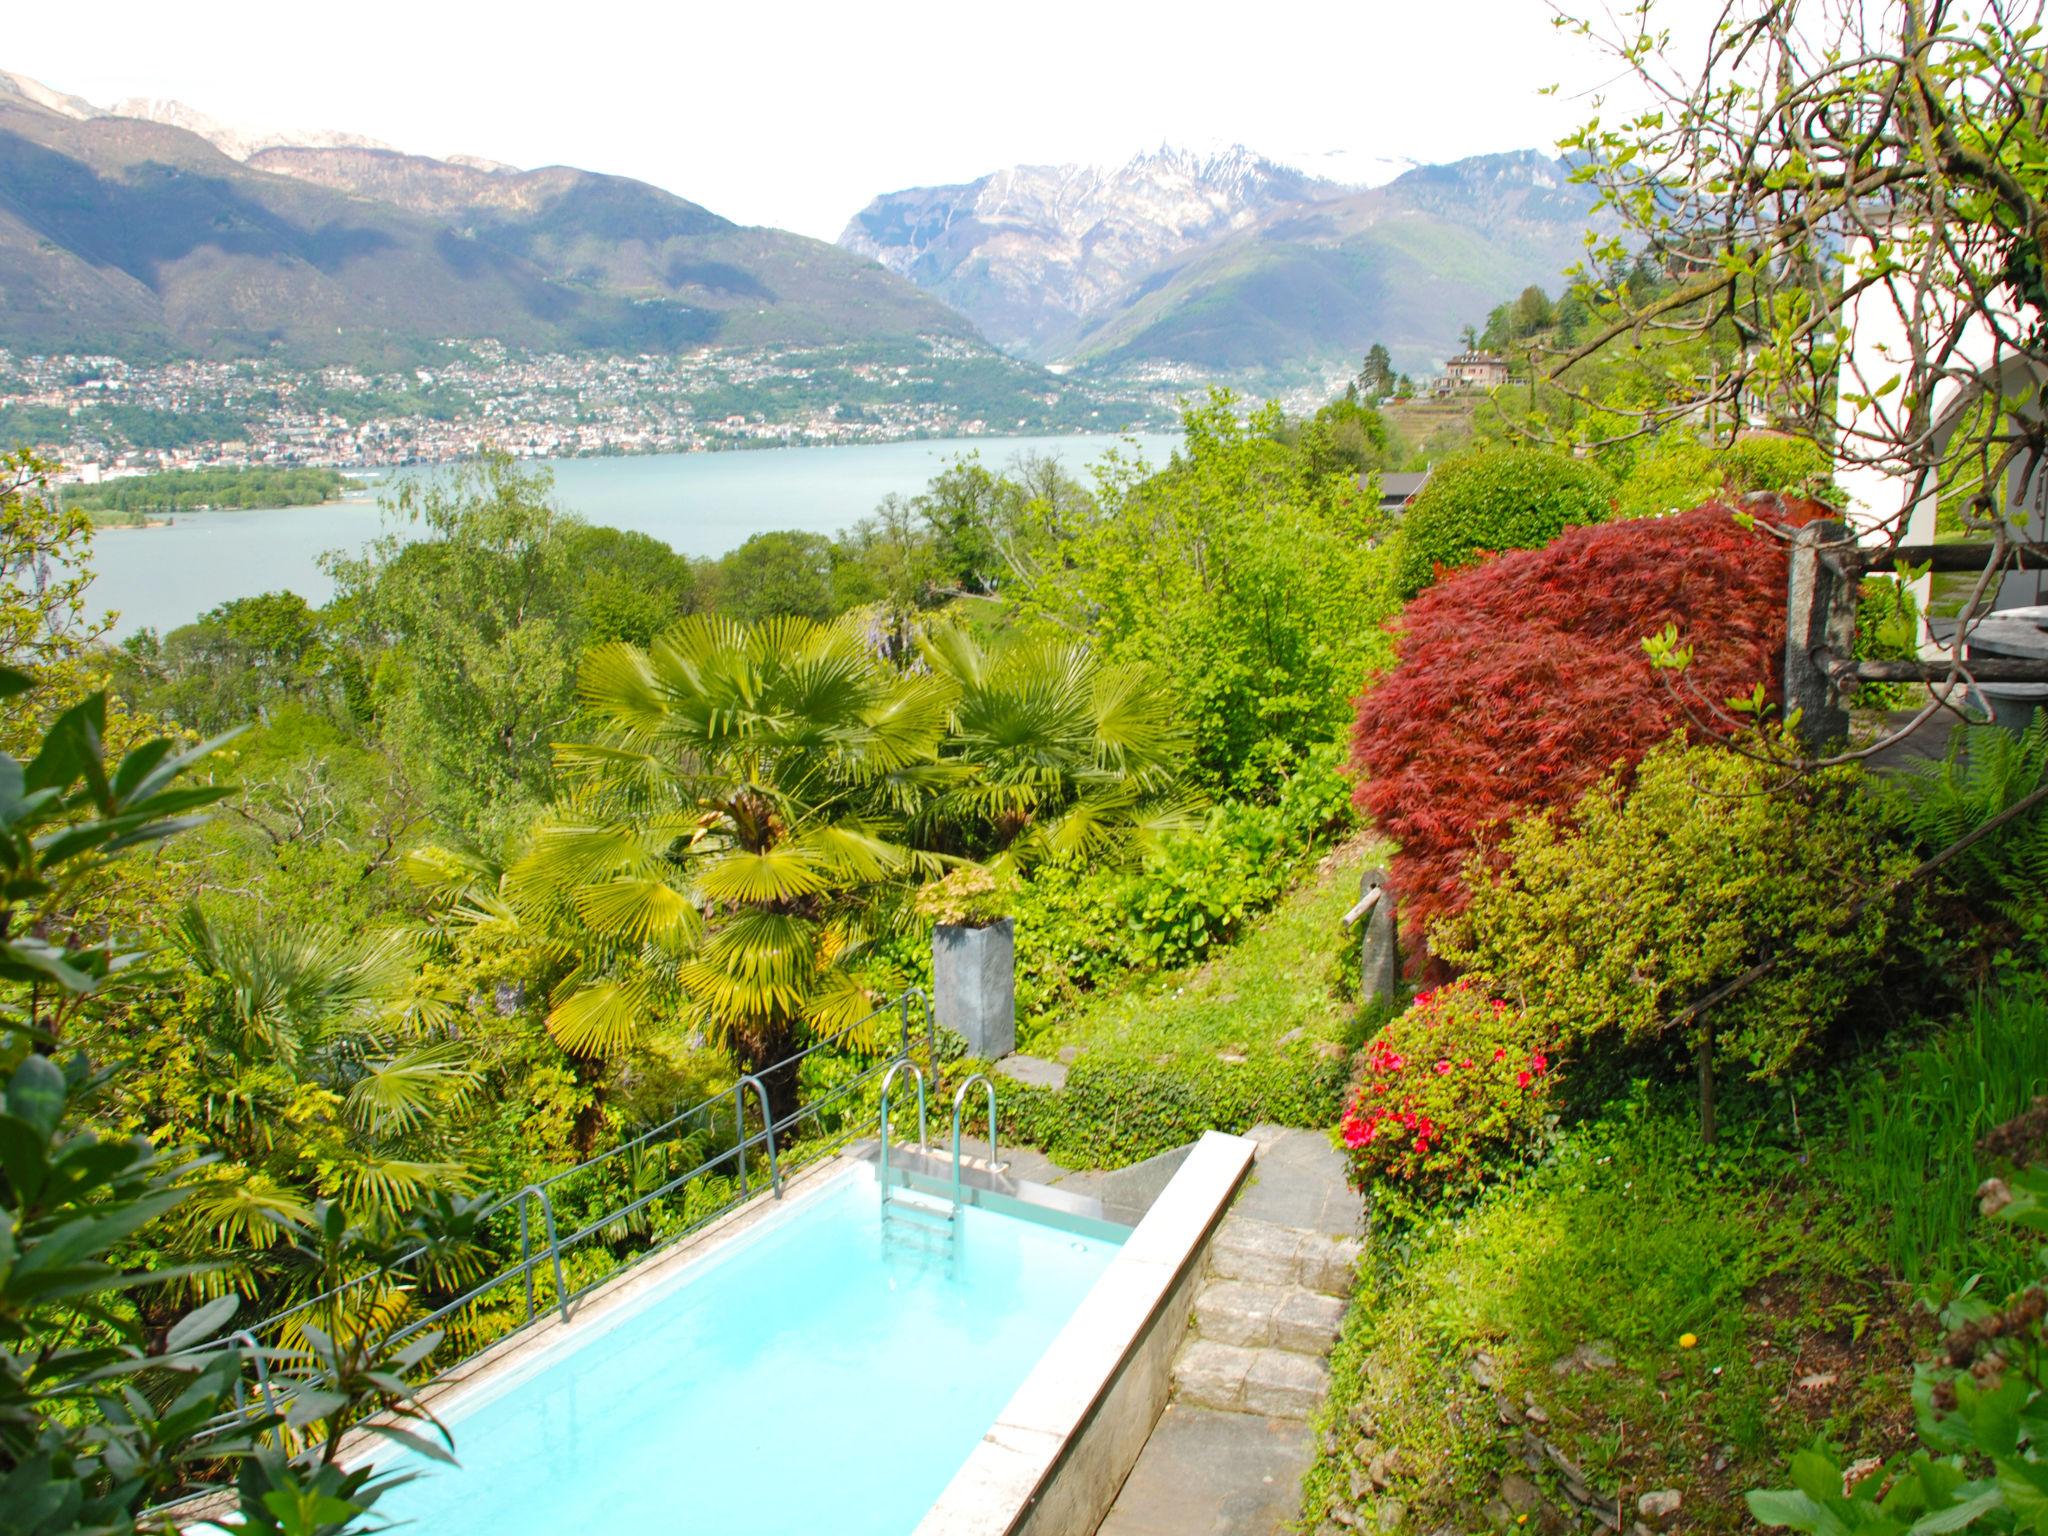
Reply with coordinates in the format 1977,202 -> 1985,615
840,144 -> 1359,357
0,70 -> 396,162
843,146 -> 1601,382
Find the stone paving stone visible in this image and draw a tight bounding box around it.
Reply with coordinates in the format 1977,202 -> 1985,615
1242,1348 -> 1332,1419
1095,1405 -> 1314,1536
993,1053 -> 1068,1090
1100,1114 -> 1365,1532
1173,1339 -> 1255,1412
1208,1219 -> 1306,1286
1298,1233 -> 1365,1297
1273,1290 -> 1349,1355
1194,1281 -> 1289,1348
1237,1125 -> 1366,1237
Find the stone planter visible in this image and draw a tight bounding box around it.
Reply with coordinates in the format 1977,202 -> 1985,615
933,917 -> 1016,1060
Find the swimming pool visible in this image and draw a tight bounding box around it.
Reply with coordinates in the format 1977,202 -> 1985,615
366,1164 -> 1124,1536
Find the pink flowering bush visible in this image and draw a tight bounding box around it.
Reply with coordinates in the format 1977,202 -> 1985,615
1338,980 -> 1557,1202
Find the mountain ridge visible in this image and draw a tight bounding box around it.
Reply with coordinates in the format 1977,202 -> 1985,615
0,69 -> 981,368
843,147 -> 1601,382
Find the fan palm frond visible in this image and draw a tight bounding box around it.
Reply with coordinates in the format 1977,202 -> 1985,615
546,976 -> 660,1058
343,1042 -> 479,1135
327,1156 -> 474,1222
573,876 -> 704,949
692,846 -> 832,905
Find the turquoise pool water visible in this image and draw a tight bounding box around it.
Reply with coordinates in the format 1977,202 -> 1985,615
367,1167 -> 1122,1535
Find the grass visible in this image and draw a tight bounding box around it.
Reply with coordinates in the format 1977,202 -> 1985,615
1829,987 -> 2048,1299
1302,986 -> 2048,1534
1001,840 -> 1380,1169
1303,1095 -> 1920,1534
1036,838 -> 1374,1062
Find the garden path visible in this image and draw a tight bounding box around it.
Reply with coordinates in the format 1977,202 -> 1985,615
1093,1123 -> 1362,1536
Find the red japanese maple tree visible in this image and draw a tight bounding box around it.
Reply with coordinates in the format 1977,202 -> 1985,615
1349,498 -> 1825,955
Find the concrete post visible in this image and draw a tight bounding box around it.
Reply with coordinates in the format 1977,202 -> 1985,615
933,918 -> 1016,1059
1357,868 -> 1400,1008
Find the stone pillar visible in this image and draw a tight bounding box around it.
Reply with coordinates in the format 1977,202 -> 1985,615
934,918 -> 1016,1059
1783,519 -> 1855,751
1357,868 -> 1400,1008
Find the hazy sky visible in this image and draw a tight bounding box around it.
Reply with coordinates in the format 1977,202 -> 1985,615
6,1 -> 1716,240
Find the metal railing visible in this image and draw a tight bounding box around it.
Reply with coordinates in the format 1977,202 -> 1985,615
233,988 -> 938,1393
950,1073 -> 999,1213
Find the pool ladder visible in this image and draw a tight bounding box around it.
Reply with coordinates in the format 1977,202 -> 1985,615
876,1062 -> 1000,1263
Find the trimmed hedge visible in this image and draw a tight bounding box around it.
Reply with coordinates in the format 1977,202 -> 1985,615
1004,1044 -> 1350,1169
1392,448 -> 1616,598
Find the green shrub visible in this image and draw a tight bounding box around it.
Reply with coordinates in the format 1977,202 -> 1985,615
1337,980 -> 1557,1205
1392,447 -> 1616,597
1855,573 -> 1926,711
1005,1044 -> 1350,1168
1435,732 -> 1921,1082
1718,434 -> 1840,503
1611,435 -> 1839,521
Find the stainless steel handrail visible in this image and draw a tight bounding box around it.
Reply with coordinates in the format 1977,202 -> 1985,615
876,1057 -> 928,1214
255,990 -> 931,1343
733,1073 -> 781,1200
226,1327 -> 277,1444
950,1073 -> 999,1215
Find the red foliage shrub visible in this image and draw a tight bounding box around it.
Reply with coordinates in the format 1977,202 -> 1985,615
1349,498 -> 1826,954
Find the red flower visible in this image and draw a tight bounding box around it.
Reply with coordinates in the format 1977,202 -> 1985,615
1532,1052 -> 1549,1076
1516,1070 -> 1532,1089
1493,1047 -> 1507,1062
1435,1059 -> 1453,1075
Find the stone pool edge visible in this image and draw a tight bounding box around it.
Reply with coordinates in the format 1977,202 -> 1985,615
912,1129 -> 1258,1536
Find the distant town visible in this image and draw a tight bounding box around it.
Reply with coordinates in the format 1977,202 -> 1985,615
0,337 -> 1164,485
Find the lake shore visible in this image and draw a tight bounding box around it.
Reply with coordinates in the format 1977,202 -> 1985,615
87,431 -> 1181,636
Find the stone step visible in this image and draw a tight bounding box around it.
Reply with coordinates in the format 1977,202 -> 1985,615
1207,1218 -> 1362,1298
1194,1281 -> 1348,1354
1174,1339 -> 1332,1419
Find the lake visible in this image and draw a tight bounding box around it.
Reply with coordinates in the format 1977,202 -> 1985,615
86,432 -> 1180,636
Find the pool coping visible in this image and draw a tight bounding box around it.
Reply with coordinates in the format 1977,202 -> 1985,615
912,1129 -> 1258,1536
178,1129 -> 1249,1534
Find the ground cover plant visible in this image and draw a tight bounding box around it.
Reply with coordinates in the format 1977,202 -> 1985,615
1302,1069 -> 1953,1535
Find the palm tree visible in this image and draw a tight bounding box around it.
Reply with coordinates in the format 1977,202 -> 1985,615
916,626 -> 1195,868
166,907 -> 479,1303
513,615 -> 954,1121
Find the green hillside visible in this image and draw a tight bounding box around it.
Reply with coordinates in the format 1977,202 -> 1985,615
0,99 -> 978,366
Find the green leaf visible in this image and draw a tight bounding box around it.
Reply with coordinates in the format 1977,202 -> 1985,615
282,1386 -> 350,1428
0,936 -> 100,994
5,1054 -> 67,1136
365,1421 -> 455,1464
165,1292 -> 242,1353
1748,1490 -> 1839,1533
1909,1489 -> 2003,1535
